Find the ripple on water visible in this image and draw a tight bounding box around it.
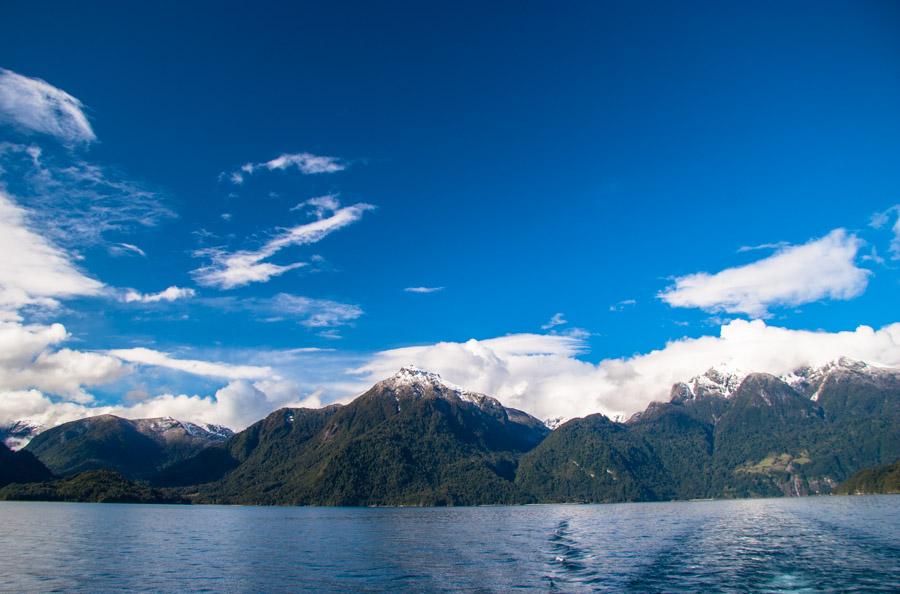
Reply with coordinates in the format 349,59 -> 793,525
0,497 -> 897,592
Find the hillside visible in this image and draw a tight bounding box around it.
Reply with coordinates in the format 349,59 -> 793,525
834,460 -> 900,495
24,415 -> 233,479
0,443 -> 54,487
0,470 -> 185,504
5,359 -> 897,506
169,367 -> 549,505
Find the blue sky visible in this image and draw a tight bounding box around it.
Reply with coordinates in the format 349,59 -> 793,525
1,1 -> 900,428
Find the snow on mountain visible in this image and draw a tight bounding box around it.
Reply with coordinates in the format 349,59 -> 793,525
0,420 -> 44,450
670,364 -> 749,402
544,416 -> 568,430
132,417 -> 234,442
378,366 -> 504,409
780,357 -> 900,401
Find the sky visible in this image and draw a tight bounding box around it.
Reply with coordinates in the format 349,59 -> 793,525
1,1 -> 900,430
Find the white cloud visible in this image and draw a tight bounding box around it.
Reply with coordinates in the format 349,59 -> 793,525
266,294 -> 363,328
0,379 -> 323,432
192,202 -> 374,289
108,243 -> 146,258
737,241 -> 790,253
353,319 -> 900,422
870,205 -> 900,260
0,321 -> 125,403
0,69 -> 95,144
122,286 -> 196,304
609,299 -> 636,312
405,286 -> 444,294
0,191 -> 104,316
291,194 -> 341,217
0,144 -> 174,246
659,229 -> 870,317
541,313 -> 567,329
229,152 -> 346,184
106,347 -> 272,380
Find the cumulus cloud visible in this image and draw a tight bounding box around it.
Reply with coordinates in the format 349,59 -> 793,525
353,319 -> 900,422
192,201 -> 374,289
122,286 -> 196,304
229,152 -> 346,184
0,191 -> 104,316
870,205 -> 900,260
0,321 -> 125,403
106,347 -> 272,380
0,379 -> 323,432
405,286 -> 444,294
659,229 -> 870,317
0,68 -> 95,144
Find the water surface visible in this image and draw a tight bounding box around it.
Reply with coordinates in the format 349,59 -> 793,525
1,496 -> 897,592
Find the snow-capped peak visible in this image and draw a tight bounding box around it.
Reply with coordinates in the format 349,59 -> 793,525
780,357 -> 896,401
544,416 -> 568,430
0,419 -> 44,450
384,366 -> 461,389
378,366 -> 499,408
673,364 -> 748,401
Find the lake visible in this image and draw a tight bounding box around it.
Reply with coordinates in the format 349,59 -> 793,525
1,496 -> 897,592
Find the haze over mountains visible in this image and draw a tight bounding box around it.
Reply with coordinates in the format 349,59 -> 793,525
1,358 -> 897,504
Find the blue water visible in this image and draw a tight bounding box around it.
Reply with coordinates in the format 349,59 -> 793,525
0,496 -> 897,592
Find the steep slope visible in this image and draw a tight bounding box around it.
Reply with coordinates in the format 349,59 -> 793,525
834,460 -> 900,495
25,415 -> 233,479
0,443 -> 54,487
182,367 -> 549,505
517,359 -> 899,502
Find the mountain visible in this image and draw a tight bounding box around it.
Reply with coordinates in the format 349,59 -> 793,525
0,442 -> 54,487
0,420 -> 44,450
834,459 -> 900,495
24,415 -> 233,479
8,359 -> 896,506
518,359 -> 900,502
165,367 -> 549,505
0,469 -> 185,504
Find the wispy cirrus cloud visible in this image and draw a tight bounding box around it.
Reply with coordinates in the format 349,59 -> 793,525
122,286 -> 196,304
108,242 -> 146,258
192,200 -> 374,289
107,347 -> 272,380
228,152 -> 346,184
870,204 -> 900,260
609,299 -> 636,312
541,312 -> 567,329
659,229 -> 870,318
404,286 -> 444,294
0,68 -> 95,144
0,143 -> 174,247
0,190 -> 104,317
201,293 -> 363,330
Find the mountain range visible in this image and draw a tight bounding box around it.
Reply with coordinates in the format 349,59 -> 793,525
1,359 -> 897,504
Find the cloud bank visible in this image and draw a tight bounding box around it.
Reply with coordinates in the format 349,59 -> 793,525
355,319 -> 900,422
